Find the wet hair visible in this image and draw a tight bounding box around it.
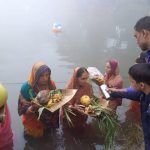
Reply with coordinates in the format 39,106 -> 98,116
134,16 -> 150,32
135,52 -> 147,63
128,63 -> 150,86
76,67 -> 89,78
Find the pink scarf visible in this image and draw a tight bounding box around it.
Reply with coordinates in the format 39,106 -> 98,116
104,59 -> 119,81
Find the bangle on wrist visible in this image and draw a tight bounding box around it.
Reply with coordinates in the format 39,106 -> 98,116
28,106 -> 35,113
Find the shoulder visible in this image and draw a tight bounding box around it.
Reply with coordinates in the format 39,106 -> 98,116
115,75 -> 123,84
20,81 -> 35,100
50,80 -> 56,85
50,80 -> 56,89
21,81 -> 31,93
116,74 -> 123,80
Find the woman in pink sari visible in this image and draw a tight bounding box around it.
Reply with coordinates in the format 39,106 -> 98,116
0,84 -> 13,149
63,67 -> 93,127
101,59 -> 123,111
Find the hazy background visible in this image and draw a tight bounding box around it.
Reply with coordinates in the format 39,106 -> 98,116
0,0 -> 149,149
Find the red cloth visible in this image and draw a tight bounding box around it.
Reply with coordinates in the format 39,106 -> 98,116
0,104 -> 13,148
66,67 -> 93,105
125,101 -> 141,123
22,114 -> 45,138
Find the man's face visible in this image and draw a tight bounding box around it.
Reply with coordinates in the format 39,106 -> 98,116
134,30 -> 148,51
128,75 -> 142,91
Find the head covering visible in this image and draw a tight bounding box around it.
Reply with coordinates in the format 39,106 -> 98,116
28,61 -> 45,86
66,67 -> 93,105
104,59 -> 120,81
28,62 -> 55,92
66,67 -> 80,89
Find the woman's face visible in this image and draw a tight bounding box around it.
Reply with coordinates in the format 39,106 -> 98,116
105,62 -> 111,74
77,71 -> 89,86
38,71 -> 50,86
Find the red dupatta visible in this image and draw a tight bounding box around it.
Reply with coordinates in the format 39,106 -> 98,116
66,67 -> 93,105
0,104 -> 13,148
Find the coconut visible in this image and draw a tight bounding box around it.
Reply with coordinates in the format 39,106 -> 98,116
0,83 -> 8,107
36,90 -> 49,105
80,95 -> 91,107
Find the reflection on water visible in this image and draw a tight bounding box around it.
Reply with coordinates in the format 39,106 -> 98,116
22,118 -> 107,150
0,0 -> 149,149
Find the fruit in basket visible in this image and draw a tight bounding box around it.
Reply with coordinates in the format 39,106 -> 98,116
80,95 -> 91,107
95,76 -> 105,85
47,100 -> 55,108
85,105 -> 95,114
36,90 -> 49,105
52,93 -> 62,101
49,90 -> 63,101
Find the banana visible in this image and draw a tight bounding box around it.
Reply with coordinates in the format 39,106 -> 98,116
47,100 -> 55,108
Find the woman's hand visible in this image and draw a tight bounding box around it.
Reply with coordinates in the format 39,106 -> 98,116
68,104 -> 73,108
26,104 -> 40,114
31,102 -> 40,111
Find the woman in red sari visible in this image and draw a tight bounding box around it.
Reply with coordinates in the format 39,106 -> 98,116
18,62 -> 59,138
0,83 -> 13,149
67,67 -> 93,105
63,67 -> 93,127
100,59 -> 123,111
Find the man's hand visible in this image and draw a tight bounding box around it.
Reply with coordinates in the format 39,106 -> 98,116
107,88 -> 127,93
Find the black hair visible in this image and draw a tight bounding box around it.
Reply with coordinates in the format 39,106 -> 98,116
76,67 -> 88,78
135,52 -> 147,63
128,63 -> 150,86
134,16 -> 150,32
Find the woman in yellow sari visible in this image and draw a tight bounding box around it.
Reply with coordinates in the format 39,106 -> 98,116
18,62 -> 59,138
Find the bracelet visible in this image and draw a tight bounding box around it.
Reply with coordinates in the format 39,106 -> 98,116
28,106 -> 35,113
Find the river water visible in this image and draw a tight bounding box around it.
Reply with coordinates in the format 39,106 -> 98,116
0,0 -> 150,149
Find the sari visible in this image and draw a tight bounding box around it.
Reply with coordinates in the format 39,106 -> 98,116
0,104 -> 13,149
102,59 -> 123,111
64,67 -> 93,127
125,101 -> 141,123
18,62 -> 59,138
